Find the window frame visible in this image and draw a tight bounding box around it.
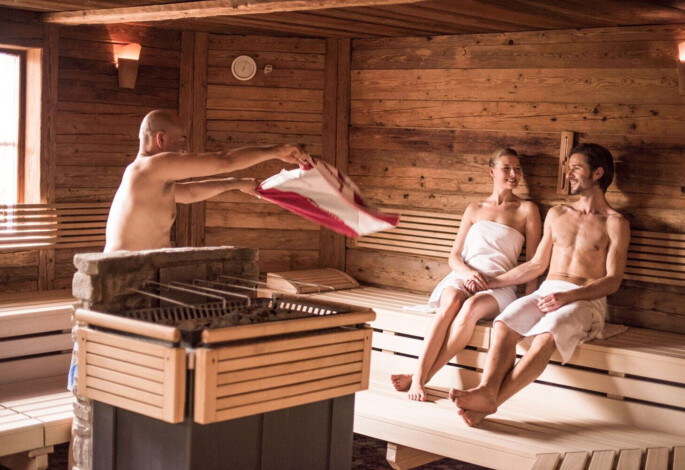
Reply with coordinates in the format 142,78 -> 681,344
0,47 -> 27,204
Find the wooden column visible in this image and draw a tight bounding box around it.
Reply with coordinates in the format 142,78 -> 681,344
38,23 -> 59,290
176,31 -> 208,247
319,38 -> 350,270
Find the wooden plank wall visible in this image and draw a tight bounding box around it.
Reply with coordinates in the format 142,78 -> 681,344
203,34 -> 326,274
346,25 -> 685,332
0,11 -> 182,292
0,9 -> 43,292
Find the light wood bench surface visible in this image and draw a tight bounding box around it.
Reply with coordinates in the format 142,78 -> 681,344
0,289 -> 75,470
309,286 -> 685,470
270,207 -> 685,470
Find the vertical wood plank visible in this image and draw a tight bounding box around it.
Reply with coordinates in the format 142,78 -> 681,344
616,448 -> 642,470
557,131 -> 574,195
175,31 -> 195,248
559,452 -> 588,470
644,448 -> 668,470
673,447 -> 685,470
41,23 -> 58,205
191,32 -> 208,247
320,38 -> 348,270
193,348 -> 218,425
360,327 -> 372,390
176,31 -> 208,248
588,450 -> 615,470
162,348 -> 186,424
37,248 -> 55,291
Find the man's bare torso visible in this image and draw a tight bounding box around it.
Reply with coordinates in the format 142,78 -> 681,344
104,158 -> 177,252
546,204 -> 618,285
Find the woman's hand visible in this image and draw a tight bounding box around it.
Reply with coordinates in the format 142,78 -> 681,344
463,271 -> 488,294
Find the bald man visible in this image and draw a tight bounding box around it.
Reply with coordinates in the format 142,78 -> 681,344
104,110 -> 307,252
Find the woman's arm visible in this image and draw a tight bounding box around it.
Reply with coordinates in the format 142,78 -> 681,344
448,204 -> 488,292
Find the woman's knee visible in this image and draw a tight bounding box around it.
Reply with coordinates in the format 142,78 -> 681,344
456,296 -> 497,325
438,288 -> 466,315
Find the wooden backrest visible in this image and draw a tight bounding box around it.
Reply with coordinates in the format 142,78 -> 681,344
353,208 -> 685,287
0,290 -> 74,391
0,202 -> 110,251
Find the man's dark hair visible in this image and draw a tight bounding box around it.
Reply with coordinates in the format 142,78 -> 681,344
569,143 -> 614,193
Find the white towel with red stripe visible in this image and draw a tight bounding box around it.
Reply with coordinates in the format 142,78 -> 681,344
258,156 -> 400,237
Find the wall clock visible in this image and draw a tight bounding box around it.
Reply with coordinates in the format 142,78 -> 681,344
231,55 -> 257,81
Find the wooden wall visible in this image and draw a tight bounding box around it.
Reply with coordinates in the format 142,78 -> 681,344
0,10 -> 182,292
345,25 -> 685,331
202,34 -> 326,274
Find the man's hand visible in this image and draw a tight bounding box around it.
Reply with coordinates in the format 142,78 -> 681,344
537,291 -> 571,313
233,178 -> 260,198
277,144 -> 309,167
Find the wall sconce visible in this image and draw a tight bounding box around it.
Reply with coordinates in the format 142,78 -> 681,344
679,42 -> 685,95
116,43 -> 141,89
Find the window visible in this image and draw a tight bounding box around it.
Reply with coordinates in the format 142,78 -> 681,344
0,49 -> 24,204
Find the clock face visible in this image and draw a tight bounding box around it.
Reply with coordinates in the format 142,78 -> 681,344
231,55 -> 257,81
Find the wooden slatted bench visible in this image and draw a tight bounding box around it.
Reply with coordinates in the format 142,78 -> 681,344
0,203 -> 108,470
0,290 -> 76,470
275,208 -> 685,470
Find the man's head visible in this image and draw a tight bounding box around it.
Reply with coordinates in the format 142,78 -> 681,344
567,143 -> 614,194
139,110 -> 187,154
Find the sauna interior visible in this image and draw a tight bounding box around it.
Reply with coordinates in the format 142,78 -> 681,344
1,1 -> 684,469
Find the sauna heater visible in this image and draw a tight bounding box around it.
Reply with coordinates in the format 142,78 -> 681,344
71,247 -> 374,470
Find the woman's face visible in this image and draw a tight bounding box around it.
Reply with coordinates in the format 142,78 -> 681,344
490,155 -> 522,189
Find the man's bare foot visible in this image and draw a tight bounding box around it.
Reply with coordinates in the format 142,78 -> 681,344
452,387 -> 497,414
390,373 -> 412,392
458,408 -> 489,427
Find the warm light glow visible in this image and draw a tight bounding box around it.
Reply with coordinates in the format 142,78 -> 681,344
115,43 -> 141,66
680,42 -> 685,62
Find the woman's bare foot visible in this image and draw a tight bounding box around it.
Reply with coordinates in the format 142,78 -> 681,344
458,408 -> 489,427
407,380 -> 427,401
390,373 -> 413,392
451,387 -> 497,414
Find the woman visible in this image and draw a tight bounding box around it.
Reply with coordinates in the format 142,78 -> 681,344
391,148 -> 541,401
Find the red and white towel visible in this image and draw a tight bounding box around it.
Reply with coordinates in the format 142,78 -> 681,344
257,156 -> 400,237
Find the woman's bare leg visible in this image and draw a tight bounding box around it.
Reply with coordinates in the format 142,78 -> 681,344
391,287 -> 466,401
425,294 -> 499,382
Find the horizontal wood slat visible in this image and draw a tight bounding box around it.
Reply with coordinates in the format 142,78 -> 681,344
355,208 -> 685,287
0,203 -> 110,251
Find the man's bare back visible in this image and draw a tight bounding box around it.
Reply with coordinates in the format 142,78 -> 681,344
104,110 -> 306,252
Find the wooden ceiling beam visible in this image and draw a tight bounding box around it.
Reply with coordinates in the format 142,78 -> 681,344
41,0 -> 425,25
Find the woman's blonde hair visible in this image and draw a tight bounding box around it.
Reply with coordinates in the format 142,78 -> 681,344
488,148 -> 518,167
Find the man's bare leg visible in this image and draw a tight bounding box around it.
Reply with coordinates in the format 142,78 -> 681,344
424,294 -> 499,383
457,332 -> 557,426
391,287 -> 466,401
450,321 -> 519,413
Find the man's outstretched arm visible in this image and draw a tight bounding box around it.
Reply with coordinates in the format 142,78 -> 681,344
141,144 -> 307,182
174,178 -> 258,204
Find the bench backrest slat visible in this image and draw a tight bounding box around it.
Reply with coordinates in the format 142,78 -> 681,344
354,208 -> 685,287
0,203 -> 110,252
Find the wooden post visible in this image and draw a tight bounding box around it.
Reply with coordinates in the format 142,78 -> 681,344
176,31 -> 208,247
319,38 -> 350,271
557,131 -> 574,195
